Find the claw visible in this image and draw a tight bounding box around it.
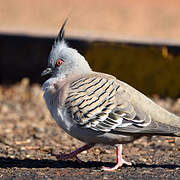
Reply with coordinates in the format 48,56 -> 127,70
102,144 -> 132,171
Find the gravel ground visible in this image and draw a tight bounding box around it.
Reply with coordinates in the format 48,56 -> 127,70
0,78 -> 180,179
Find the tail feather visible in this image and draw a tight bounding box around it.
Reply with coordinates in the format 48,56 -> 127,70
113,120 -> 180,137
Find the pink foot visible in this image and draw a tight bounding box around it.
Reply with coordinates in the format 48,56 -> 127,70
102,144 -> 132,171
55,144 -> 94,163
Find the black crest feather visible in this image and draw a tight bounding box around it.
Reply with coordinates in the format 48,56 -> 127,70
55,18 -> 68,43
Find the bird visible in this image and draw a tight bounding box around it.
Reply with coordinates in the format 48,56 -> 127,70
41,20 -> 180,171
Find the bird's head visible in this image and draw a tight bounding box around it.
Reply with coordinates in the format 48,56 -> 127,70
41,20 -> 91,78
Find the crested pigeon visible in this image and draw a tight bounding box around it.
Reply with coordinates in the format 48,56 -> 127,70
41,20 -> 180,171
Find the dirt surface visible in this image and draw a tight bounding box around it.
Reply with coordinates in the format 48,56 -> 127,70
0,78 -> 180,179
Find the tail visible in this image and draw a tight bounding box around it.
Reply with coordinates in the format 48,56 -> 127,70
148,121 -> 180,137
146,121 -> 180,137
114,120 -> 180,137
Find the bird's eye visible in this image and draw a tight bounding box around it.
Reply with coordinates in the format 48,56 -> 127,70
55,59 -> 63,67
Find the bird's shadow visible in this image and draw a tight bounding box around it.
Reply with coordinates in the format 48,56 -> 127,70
0,157 -> 179,169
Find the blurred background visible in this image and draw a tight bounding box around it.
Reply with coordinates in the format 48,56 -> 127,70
0,0 -> 180,97
0,0 -> 180,178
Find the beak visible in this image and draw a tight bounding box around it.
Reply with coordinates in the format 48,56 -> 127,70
41,68 -> 52,77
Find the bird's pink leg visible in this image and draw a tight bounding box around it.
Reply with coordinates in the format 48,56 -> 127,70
102,144 -> 132,171
56,144 -> 94,163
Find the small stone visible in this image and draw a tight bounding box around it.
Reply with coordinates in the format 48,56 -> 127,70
34,127 -> 45,133
82,150 -> 87,154
34,133 -> 44,139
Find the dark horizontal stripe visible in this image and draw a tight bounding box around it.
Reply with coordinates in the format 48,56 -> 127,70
79,96 -> 100,110
102,119 -> 116,126
88,79 -> 108,96
70,77 -> 89,87
71,77 -> 97,90
66,93 -> 76,100
108,95 -> 115,101
95,123 -> 110,131
84,99 -> 107,117
72,78 -> 103,94
71,94 -> 87,102
98,121 -> 112,128
83,78 -> 103,92
105,103 -> 114,108
97,88 -> 108,100
106,116 -> 120,124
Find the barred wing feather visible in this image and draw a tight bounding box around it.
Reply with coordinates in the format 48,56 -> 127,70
65,74 -> 151,133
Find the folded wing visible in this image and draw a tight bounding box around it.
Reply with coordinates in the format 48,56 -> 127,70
65,73 -> 176,135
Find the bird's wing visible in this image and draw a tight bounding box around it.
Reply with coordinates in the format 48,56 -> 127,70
64,73 -> 168,134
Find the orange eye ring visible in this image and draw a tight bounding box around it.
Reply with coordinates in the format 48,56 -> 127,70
55,59 -> 63,67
